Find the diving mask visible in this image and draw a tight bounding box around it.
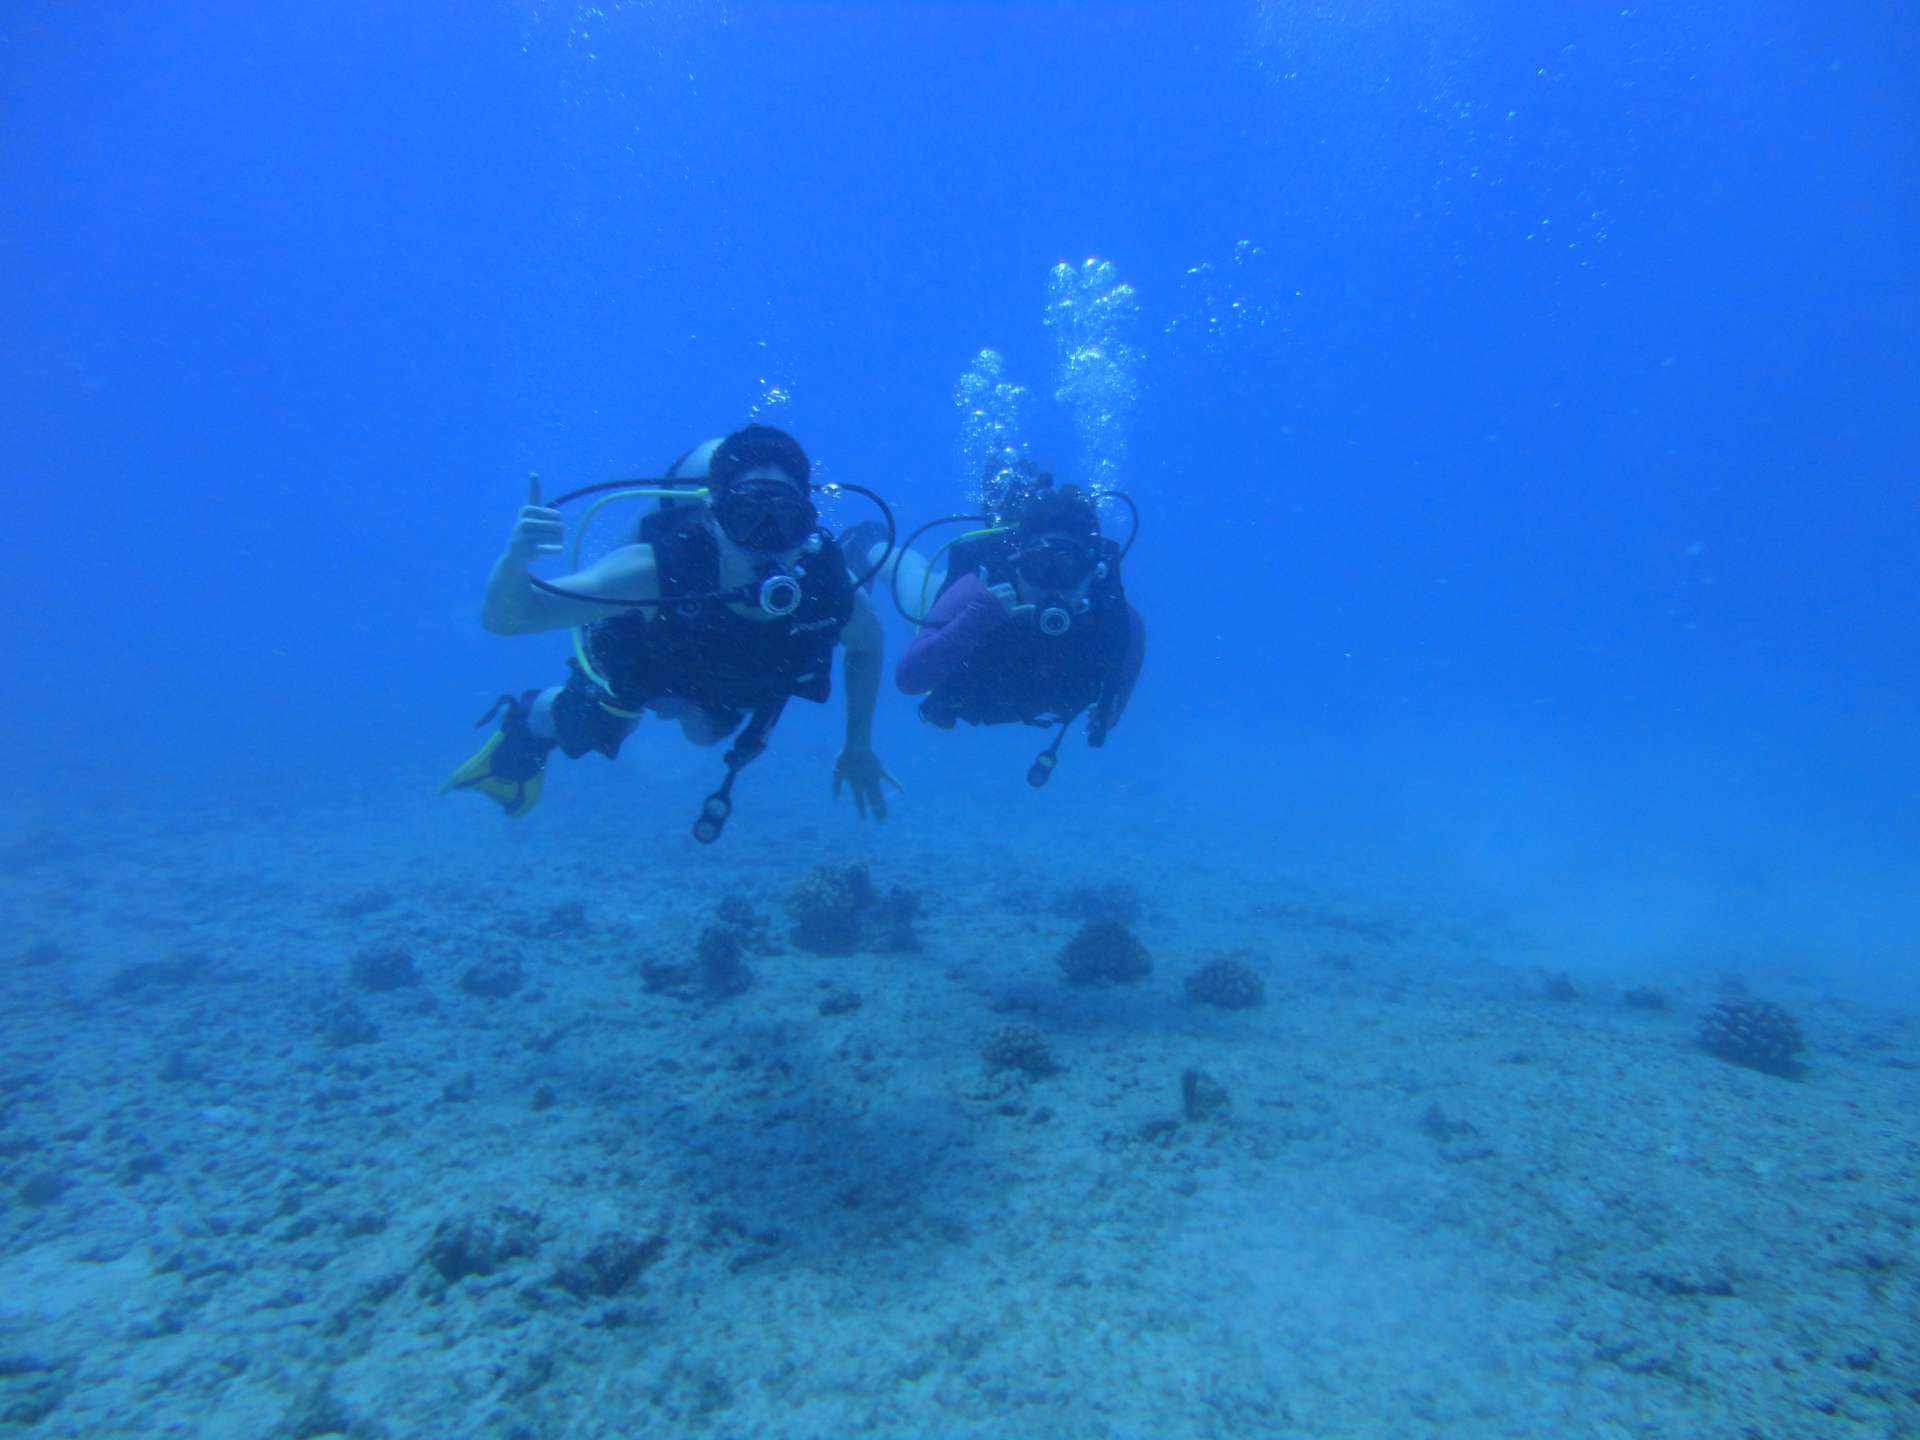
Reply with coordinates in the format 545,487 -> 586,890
1015,535 -> 1100,592
714,481 -> 818,553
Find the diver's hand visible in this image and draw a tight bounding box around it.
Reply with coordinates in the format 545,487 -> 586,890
984,582 -> 1032,623
833,746 -> 902,821
506,474 -> 565,564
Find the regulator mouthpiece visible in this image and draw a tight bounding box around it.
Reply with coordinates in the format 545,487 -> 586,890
1037,606 -> 1073,637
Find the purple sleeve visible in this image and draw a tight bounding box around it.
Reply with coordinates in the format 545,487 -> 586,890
895,572 -> 1010,695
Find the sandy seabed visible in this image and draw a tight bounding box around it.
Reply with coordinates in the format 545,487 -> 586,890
0,762 -> 1915,1440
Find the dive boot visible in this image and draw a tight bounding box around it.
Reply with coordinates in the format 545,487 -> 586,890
442,691 -> 554,818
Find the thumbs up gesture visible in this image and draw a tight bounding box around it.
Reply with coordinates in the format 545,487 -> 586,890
506,473 -> 565,563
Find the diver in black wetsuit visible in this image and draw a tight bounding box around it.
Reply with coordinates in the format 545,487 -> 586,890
844,452 -> 1055,623
842,456 -> 1144,787
894,483 -> 1144,784
444,424 -> 899,837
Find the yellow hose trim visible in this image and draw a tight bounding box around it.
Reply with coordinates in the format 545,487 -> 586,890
565,487 -> 712,695
919,526 -> 1014,620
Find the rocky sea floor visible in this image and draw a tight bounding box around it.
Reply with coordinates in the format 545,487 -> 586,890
1,769 -> 1916,1439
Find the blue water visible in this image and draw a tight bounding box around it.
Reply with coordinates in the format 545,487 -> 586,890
2,4 -> 1916,1431
10,1 -> 1911,990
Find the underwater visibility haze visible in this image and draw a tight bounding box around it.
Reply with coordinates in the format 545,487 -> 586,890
1,2 -> 1916,1436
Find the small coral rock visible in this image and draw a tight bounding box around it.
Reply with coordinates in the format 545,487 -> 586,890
1181,1067 -> 1231,1122
698,926 -> 752,998
350,948 -> 419,992
1057,919 -> 1152,985
425,1206 -> 542,1283
461,956 -> 526,999
712,894 -> 779,955
786,864 -> 877,956
321,1003 -> 380,1048
20,1172 -> 67,1206
818,989 -> 862,1016
1697,998 -> 1805,1077
871,886 -> 922,953
982,1024 -> 1058,1077
549,1232 -> 666,1299
1185,956 -> 1265,1009
783,864 -> 919,954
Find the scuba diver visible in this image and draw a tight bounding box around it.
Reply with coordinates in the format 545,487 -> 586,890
443,424 -> 902,841
880,465 -> 1145,787
846,451 -> 1054,622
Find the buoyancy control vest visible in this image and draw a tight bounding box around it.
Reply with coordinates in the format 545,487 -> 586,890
920,537 -> 1130,728
585,507 -> 854,714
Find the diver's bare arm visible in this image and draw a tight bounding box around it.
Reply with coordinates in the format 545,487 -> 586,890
481,544 -> 659,635
839,592 -> 884,750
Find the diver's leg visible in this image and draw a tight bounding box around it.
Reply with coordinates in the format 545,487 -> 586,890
547,667 -> 639,759
443,667 -> 636,817
648,696 -> 736,748
526,687 -> 562,739
442,689 -> 556,818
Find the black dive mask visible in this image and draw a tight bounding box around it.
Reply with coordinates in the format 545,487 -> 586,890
714,482 -> 818,553
1015,536 -> 1099,592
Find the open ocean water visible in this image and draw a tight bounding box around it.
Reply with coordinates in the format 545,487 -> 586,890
1,3 -> 1915,1437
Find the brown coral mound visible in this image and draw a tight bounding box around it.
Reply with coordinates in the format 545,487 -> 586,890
1185,956 -> 1265,1009
1057,919 -> 1152,985
1697,998 -> 1805,1077
784,863 -> 921,955
982,1024 -> 1058,1076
